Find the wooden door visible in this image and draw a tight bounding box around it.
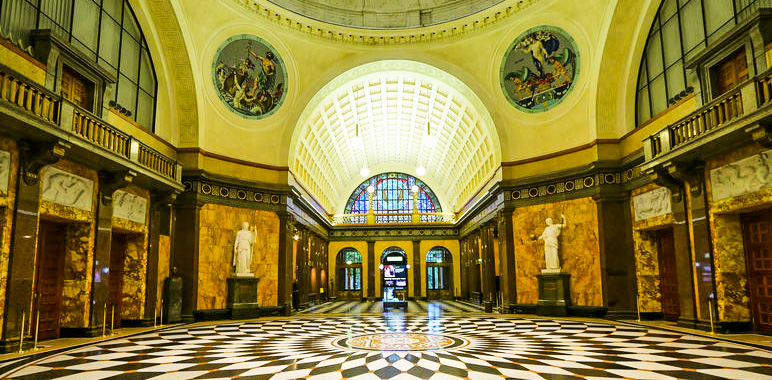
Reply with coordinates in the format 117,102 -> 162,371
61,66 -> 92,111
716,48 -> 748,96
108,234 -> 127,329
34,221 -> 66,340
741,210 -> 772,334
656,229 -> 680,321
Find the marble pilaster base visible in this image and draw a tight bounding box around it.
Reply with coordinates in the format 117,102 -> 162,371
227,277 -> 260,319
537,273 -> 571,317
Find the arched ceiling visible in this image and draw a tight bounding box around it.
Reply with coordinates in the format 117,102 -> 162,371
267,0 -> 506,29
289,60 -> 501,215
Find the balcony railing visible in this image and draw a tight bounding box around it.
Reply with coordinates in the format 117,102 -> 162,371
0,64 -> 181,182
644,68 -> 772,161
332,211 -> 456,225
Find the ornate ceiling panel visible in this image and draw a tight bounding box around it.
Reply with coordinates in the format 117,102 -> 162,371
289,60 -> 501,214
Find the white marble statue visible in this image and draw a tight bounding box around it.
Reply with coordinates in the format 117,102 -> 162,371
537,214 -> 566,273
233,222 -> 257,277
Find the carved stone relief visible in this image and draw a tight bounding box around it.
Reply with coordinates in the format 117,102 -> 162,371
710,150 -> 772,201
41,166 -> 94,211
113,190 -> 148,224
633,187 -> 671,221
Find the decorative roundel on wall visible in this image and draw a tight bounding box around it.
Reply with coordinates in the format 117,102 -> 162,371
500,26 -> 579,113
212,35 -> 287,119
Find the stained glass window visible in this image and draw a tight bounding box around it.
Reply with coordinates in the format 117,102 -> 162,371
344,173 -> 441,219
426,247 -> 451,290
337,248 -> 362,264
426,247 -> 451,263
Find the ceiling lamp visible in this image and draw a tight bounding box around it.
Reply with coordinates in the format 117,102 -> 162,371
422,122 -> 437,147
416,166 -> 426,176
351,123 -> 363,148
411,185 -> 419,193
360,167 -> 370,177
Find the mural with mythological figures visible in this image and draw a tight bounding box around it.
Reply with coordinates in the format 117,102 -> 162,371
0,149 -> 9,192
633,187 -> 671,221
213,35 -> 287,119
41,167 -> 94,211
500,26 -> 579,113
710,150 -> 772,201
113,190 -> 148,224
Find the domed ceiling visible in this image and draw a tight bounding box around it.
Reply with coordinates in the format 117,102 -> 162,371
266,0 -> 507,29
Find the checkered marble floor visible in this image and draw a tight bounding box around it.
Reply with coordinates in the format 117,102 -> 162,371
297,300 -> 484,315
2,313 -> 772,379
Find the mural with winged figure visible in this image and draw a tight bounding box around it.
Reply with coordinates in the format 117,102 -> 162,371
213,35 -> 287,119
500,26 -> 579,113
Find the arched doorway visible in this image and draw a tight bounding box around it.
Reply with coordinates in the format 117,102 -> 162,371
381,247 -> 408,302
426,247 -> 453,300
336,248 -> 362,300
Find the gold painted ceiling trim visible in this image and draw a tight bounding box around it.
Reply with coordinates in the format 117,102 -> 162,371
230,0 -> 545,45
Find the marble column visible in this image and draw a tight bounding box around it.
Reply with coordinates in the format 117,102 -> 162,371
296,227 -> 309,305
480,223 -> 496,304
412,240 -> 421,300
172,199 -> 202,321
594,191 -> 636,318
367,240 -> 375,300
143,192 -> 175,324
497,208 -> 517,307
277,213 -> 294,310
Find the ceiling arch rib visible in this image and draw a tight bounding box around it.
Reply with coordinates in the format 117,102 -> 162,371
289,60 -> 501,215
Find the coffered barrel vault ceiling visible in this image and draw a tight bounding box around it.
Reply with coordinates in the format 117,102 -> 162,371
289,60 -> 501,215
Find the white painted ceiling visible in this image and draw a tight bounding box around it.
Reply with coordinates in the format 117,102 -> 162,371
289,60 -> 501,214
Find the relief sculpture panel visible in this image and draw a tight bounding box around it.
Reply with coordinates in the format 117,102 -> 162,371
710,150 -> 772,201
633,187 -> 671,221
41,166 -> 94,211
113,190 -> 148,224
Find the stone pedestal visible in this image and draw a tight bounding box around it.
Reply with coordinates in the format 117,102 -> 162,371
164,275 -> 183,323
537,272 -> 571,316
227,277 -> 260,319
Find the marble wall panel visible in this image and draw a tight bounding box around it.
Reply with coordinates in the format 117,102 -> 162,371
632,230 -> 662,313
711,214 -> 750,322
0,137 -> 18,331
61,223 -> 92,328
512,197 -> 602,306
198,204 -> 279,309
122,234 -> 147,319
157,235 -> 171,316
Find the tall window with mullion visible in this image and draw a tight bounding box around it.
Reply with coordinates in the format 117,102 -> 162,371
337,248 -> 362,292
426,247 -> 451,291
0,0 -> 158,130
635,0 -> 765,126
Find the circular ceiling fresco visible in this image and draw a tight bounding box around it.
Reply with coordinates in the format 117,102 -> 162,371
500,26 -> 580,113
266,0 -> 506,29
213,35 -> 287,119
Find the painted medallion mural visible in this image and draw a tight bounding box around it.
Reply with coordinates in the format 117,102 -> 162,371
500,26 -> 579,113
213,35 -> 287,119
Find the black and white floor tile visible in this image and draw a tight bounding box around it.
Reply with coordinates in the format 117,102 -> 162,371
297,300 -> 483,315
2,310 -> 771,379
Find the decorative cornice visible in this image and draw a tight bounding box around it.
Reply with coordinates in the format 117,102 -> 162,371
230,0 -> 545,46
182,177 -> 288,212
329,227 -> 458,241
509,167 -> 644,202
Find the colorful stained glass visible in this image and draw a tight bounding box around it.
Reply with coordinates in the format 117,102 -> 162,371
344,173 -> 440,214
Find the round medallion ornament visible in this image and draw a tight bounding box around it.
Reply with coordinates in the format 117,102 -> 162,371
334,333 -> 468,351
500,26 -> 579,113
212,35 -> 287,119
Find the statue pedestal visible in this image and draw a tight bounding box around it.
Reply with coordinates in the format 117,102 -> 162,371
227,277 -> 260,319
537,272 -> 570,316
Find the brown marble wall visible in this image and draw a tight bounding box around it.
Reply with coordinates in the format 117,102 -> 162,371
61,223 -> 92,328
198,204 -> 280,309
40,161 -> 97,329
0,137 -> 18,331
157,234 -> 171,316
630,183 -> 674,313
120,234 -> 147,319
512,197 -> 602,306
703,142 -> 767,322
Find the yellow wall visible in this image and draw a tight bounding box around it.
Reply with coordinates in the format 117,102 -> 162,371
418,240 -> 460,298
328,241 -> 369,297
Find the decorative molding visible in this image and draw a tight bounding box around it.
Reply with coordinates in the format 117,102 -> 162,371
509,167 -> 643,201
113,190 -> 148,224
20,140 -> 68,186
178,148 -> 289,171
98,170 -> 136,206
230,0 -> 545,46
182,178 -> 288,212
148,0 -> 198,146
329,227 -> 457,241
41,166 -> 94,211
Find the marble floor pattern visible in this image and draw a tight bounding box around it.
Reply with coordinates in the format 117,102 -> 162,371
1,307 -> 772,379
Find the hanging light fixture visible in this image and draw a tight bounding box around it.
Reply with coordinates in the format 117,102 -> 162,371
351,122 -> 363,148
416,166 -> 426,176
422,121 -> 436,147
360,167 -> 370,177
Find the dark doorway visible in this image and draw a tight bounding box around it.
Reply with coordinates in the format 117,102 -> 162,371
656,228 -> 680,321
741,209 -> 772,334
34,220 -> 67,340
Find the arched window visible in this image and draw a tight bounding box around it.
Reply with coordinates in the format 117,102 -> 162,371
635,0 -> 762,126
1,0 -> 158,129
426,247 -> 452,293
344,173 -> 441,223
336,248 -> 361,292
